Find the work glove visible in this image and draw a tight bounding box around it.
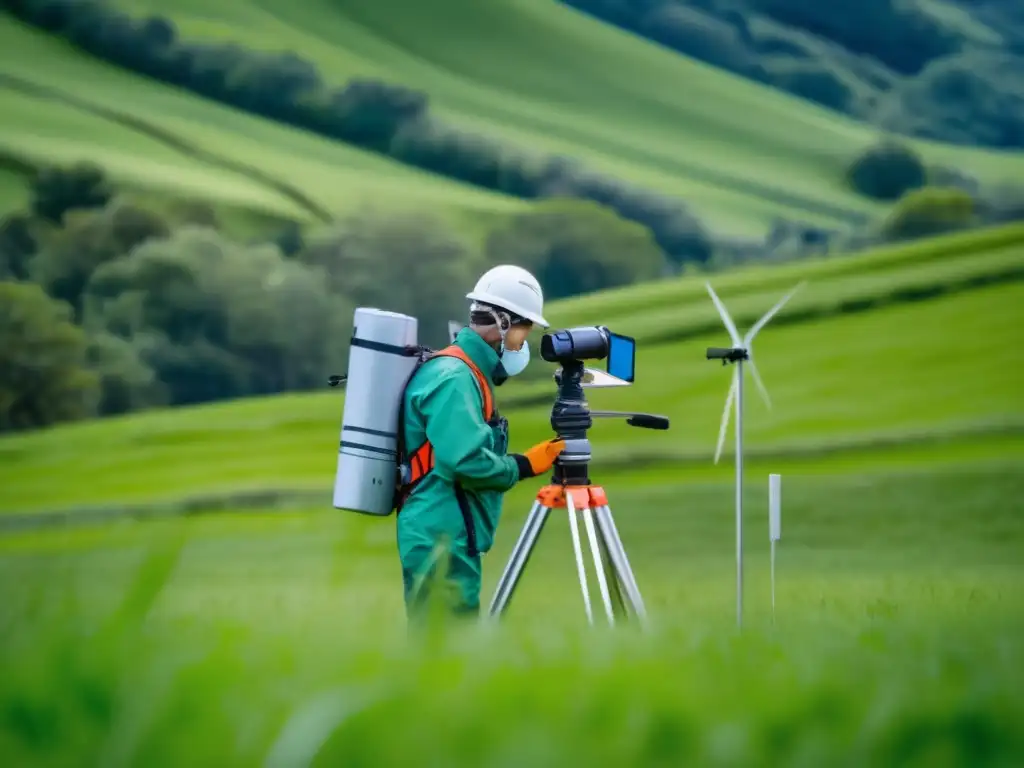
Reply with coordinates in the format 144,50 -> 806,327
512,438 -> 566,479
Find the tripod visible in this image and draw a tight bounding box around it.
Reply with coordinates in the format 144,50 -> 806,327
486,360 -> 668,627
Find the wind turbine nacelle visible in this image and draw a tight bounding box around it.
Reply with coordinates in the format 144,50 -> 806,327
706,347 -> 749,363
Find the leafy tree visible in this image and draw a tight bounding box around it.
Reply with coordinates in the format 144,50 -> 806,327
83,226 -> 346,404
0,213 -> 38,281
85,331 -> 167,416
747,0 -> 961,75
847,141 -> 927,201
484,199 -> 667,300
873,52 -> 1024,148
299,209 -> 476,348
131,332 -> 250,407
0,281 -> 98,433
29,199 -> 171,320
30,161 -> 113,224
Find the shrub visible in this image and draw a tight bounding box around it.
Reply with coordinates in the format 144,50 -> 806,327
847,141 -> 927,201
0,213 -> 38,281
881,187 -> 976,241
29,161 -> 113,224
0,280 -> 99,432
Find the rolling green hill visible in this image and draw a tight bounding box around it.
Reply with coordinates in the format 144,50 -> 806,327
108,0 -> 1024,224
2,222 -> 1021,517
0,16 -> 525,237
3,0 -> 1024,240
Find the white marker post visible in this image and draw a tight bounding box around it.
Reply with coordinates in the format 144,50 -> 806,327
768,473 -> 782,624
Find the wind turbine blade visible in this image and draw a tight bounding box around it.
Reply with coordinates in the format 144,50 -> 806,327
705,282 -> 742,347
714,370 -> 737,464
747,353 -> 772,410
744,280 -> 806,345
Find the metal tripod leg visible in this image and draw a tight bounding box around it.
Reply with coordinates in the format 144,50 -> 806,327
596,531 -> 628,619
486,487 -> 648,630
594,504 -> 648,627
565,489 -> 599,624
487,501 -> 551,618
577,499 -> 616,624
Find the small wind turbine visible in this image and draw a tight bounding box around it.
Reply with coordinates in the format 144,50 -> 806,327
704,280 -> 805,628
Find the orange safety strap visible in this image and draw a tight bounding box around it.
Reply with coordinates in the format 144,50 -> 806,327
403,345 -> 494,488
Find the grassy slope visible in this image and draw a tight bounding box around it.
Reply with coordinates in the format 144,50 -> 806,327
1,229 -> 1023,765
5,0 -> 1024,238
1,280 -> 1019,515
2,223 -> 1021,515
0,17 -> 524,238
109,0 -> 1024,237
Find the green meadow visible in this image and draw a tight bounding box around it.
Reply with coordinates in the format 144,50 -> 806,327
2,220 -> 1023,765
3,0 -> 1024,763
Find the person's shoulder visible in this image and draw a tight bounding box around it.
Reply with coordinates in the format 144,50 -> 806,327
411,355 -> 475,391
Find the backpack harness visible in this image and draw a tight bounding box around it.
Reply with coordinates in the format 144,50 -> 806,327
393,344 -> 495,555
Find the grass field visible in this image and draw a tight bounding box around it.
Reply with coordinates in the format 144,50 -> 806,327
5,1 -> 1024,239
3,3 -> 1024,760
1,463 -> 1022,765
3,222 -> 1021,517
1,224 -> 1023,763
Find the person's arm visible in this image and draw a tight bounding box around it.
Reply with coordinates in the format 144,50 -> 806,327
418,362 -> 526,492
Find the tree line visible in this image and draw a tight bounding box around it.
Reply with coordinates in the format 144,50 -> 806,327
2,2 -> 1023,434
3,148 -> 1020,435
3,142 -> 1021,434
0,164 -> 670,433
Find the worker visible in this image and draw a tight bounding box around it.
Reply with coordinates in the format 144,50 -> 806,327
395,264 -> 565,620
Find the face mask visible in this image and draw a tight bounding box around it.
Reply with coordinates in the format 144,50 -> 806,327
500,339 -> 530,377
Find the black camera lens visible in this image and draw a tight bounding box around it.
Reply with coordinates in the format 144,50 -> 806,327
540,326 -> 609,363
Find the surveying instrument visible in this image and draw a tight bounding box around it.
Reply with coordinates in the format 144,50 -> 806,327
487,326 -> 670,628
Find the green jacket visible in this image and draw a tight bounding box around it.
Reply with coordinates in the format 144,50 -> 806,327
397,328 -> 522,557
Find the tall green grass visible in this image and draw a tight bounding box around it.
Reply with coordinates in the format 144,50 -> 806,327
1,464 -> 1022,766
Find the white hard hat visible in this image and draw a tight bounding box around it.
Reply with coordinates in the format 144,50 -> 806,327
466,264 -> 549,328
